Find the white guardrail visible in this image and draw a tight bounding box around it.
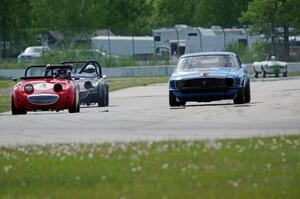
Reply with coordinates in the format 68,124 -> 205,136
1,63 -> 300,78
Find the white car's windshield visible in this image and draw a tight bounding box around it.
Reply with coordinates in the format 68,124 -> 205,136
177,55 -> 237,71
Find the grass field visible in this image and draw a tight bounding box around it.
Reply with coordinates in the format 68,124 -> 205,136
109,76 -> 169,91
0,135 -> 299,198
0,95 -> 10,113
0,78 -> 15,89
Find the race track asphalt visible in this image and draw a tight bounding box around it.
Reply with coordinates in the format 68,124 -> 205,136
1,78 -> 300,146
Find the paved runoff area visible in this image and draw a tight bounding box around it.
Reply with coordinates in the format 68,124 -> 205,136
1,78 -> 300,146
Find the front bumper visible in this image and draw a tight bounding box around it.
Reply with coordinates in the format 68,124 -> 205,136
171,87 -> 240,102
169,77 -> 242,102
13,92 -> 75,111
79,89 -> 100,104
263,66 -> 288,74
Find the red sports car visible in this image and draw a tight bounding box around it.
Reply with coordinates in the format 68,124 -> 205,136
11,64 -> 80,115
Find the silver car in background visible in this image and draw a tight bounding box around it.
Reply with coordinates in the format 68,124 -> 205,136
62,60 -> 109,107
17,46 -> 51,63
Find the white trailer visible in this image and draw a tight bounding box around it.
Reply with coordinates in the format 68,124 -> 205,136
91,36 -> 154,58
153,25 -> 263,56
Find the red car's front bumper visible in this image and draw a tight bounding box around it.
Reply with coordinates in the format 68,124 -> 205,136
13,91 -> 75,111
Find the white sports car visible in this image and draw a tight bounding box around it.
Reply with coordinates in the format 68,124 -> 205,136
253,59 -> 288,78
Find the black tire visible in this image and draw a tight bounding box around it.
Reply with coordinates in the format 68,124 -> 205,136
255,72 -> 259,78
244,81 -> 251,103
169,91 -> 185,107
262,66 -> 267,78
69,90 -> 80,113
98,88 -> 106,107
233,86 -> 245,104
105,88 -> 109,106
11,96 -> 27,115
275,73 -> 279,78
283,72 -> 288,77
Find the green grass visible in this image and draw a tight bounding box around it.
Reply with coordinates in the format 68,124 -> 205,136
108,76 -> 169,91
0,60 -> 26,69
0,79 -> 15,89
287,71 -> 300,77
0,95 -> 10,112
0,135 -> 299,198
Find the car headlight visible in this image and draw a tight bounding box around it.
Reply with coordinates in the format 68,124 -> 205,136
176,80 -> 185,89
84,81 -> 93,89
169,80 -> 176,89
53,83 -> 63,92
24,84 -> 34,94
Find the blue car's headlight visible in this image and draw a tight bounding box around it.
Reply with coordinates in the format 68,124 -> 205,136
176,80 -> 184,89
169,80 -> 176,89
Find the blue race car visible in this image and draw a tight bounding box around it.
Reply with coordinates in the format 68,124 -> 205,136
169,52 -> 251,106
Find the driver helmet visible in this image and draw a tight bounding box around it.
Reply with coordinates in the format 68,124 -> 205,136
56,69 -> 67,78
84,64 -> 96,73
271,56 -> 276,61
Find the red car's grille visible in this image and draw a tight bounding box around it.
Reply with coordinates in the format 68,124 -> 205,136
28,94 -> 59,105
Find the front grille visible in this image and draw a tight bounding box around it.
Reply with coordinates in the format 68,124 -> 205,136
180,88 -> 229,94
178,78 -> 234,89
234,78 -> 241,85
80,91 -> 89,100
28,94 -> 58,105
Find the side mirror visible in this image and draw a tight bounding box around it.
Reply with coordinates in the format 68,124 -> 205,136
12,78 -> 17,82
242,64 -> 248,74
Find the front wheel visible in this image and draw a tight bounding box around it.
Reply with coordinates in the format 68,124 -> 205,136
169,91 -> 185,107
11,96 -> 27,115
233,87 -> 245,104
69,90 -> 80,113
244,81 -> 251,103
283,72 -> 288,77
98,87 -> 106,107
105,88 -> 109,106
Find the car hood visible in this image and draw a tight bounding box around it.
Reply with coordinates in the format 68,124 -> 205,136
171,68 -> 240,80
253,61 -> 287,67
75,77 -> 99,90
18,52 -> 41,58
15,79 -> 71,94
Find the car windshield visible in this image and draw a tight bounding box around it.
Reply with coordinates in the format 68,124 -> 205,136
177,55 -> 237,71
24,47 -> 43,53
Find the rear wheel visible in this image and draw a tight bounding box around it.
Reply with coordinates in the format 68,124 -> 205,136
11,96 -> 27,115
169,91 -> 185,107
254,72 -> 259,78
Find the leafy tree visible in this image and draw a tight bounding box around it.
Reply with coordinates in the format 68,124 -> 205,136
0,0 -> 31,58
240,0 -> 299,61
193,0 -> 251,28
152,0 -> 196,27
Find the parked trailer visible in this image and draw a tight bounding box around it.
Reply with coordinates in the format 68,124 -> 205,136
91,36 -> 154,59
153,25 -> 263,56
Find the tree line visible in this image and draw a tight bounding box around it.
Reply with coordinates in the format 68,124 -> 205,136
1,0 -> 300,60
